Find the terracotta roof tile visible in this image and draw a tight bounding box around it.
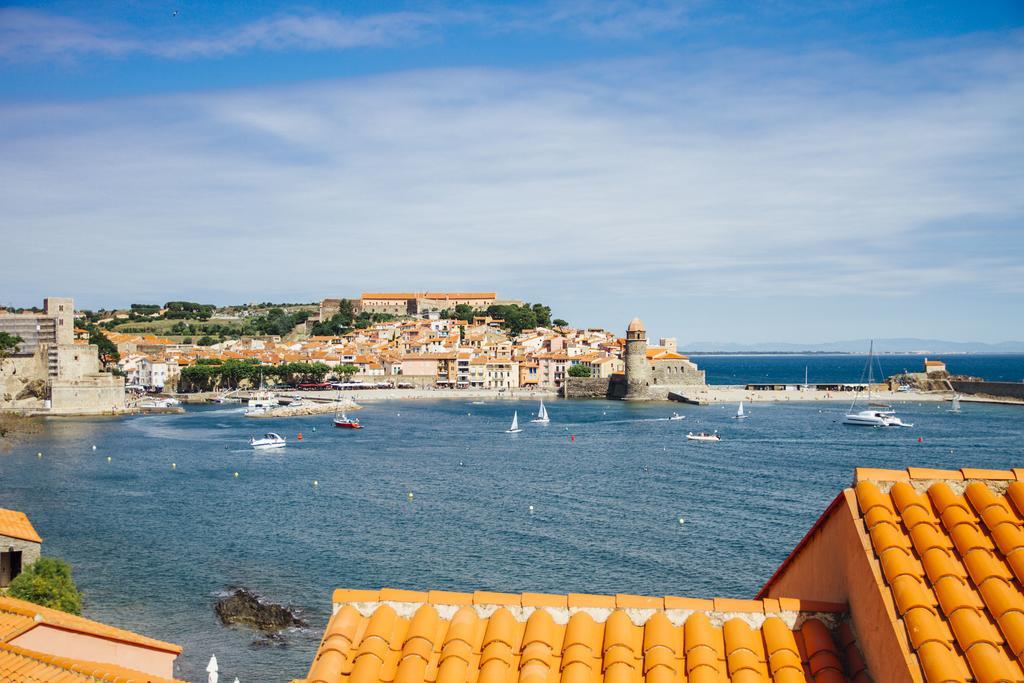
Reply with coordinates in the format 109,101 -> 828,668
304,589 -> 866,683
854,478 -> 1024,682
0,641 -> 184,683
0,596 -> 180,653
0,508 -> 41,544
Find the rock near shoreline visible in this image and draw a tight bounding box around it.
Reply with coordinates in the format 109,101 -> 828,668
214,588 -> 306,632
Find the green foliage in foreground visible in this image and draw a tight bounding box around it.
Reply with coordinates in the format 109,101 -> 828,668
568,363 -> 592,378
8,557 -> 83,615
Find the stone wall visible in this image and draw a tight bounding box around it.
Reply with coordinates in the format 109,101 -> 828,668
49,374 -> 126,415
951,381 -> 1024,402
0,534 -> 40,586
562,376 -> 612,399
650,361 -> 705,386
56,344 -> 101,379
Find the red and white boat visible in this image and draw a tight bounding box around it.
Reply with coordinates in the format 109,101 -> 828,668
333,412 -> 362,429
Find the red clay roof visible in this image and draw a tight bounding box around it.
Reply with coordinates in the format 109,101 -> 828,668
0,508 -> 41,544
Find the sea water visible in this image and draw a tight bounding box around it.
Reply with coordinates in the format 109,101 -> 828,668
2,363 -> 1023,681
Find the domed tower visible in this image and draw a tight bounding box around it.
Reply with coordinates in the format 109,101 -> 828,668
623,317 -> 650,400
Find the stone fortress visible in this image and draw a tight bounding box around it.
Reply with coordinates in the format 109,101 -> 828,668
564,317 -> 705,400
0,297 -> 126,415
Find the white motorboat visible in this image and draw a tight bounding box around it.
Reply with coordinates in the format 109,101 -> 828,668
245,389 -> 279,416
843,341 -> 911,428
669,412 -> 685,421
250,433 -> 286,449
506,411 -> 522,433
687,431 -> 720,442
733,401 -> 747,419
531,401 -> 550,424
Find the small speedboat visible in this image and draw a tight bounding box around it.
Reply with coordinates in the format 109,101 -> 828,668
669,412 -> 685,421
250,433 -> 286,449
686,431 -> 720,442
506,411 -> 522,433
333,413 -> 362,429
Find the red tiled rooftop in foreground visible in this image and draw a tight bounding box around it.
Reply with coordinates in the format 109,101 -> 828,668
301,467 -> 1024,683
299,590 -> 863,683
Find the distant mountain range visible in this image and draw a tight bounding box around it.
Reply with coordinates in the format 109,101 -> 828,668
682,338 -> 1024,354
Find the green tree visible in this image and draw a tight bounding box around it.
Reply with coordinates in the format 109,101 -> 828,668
85,327 -> 119,366
8,557 -> 84,615
453,304 -> 476,321
335,364 -> 359,382
553,319 -> 569,328
196,336 -> 217,346
568,364 -> 592,378
0,331 -> 23,365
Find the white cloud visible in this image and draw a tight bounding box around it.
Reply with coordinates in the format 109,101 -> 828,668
0,7 -> 437,61
0,36 -> 1022,339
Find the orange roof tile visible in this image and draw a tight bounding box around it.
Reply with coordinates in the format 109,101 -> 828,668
0,641 -> 184,683
0,596 -> 181,654
0,508 -> 41,544
851,474 -> 1024,682
299,590 -> 859,683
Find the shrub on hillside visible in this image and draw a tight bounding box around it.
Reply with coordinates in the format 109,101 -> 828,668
8,557 -> 83,615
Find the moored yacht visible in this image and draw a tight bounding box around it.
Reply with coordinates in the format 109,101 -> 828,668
333,412 -> 362,429
245,389 -> 279,415
843,341 -> 912,428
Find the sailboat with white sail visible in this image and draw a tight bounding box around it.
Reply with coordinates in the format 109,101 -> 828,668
531,401 -> 550,424
950,394 -> 962,413
733,401 -> 747,419
843,341 -> 912,427
505,411 -> 522,433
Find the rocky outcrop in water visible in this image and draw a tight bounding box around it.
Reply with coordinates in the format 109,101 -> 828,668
214,588 -> 306,632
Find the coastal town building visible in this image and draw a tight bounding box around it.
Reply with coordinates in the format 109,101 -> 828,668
0,508 -> 183,681
0,298 -> 126,415
0,595 -> 183,681
0,508 -> 41,587
298,466 -> 1024,683
924,358 -> 948,376
563,319 -> 705,400
99,303 -> 703,399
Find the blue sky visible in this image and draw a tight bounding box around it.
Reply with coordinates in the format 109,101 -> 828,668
1,1 -> 1022,343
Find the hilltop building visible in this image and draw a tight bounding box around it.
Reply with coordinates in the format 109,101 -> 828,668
0,298 -> 126,415
0,508 -> 41,587
318,293 -> 525,320
298,466 -> 1024,683
924,358 -> 948,376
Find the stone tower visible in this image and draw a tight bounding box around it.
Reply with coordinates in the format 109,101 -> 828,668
623,317 -> 650,400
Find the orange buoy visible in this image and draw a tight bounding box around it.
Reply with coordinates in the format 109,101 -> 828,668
297,432 -> 303,441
